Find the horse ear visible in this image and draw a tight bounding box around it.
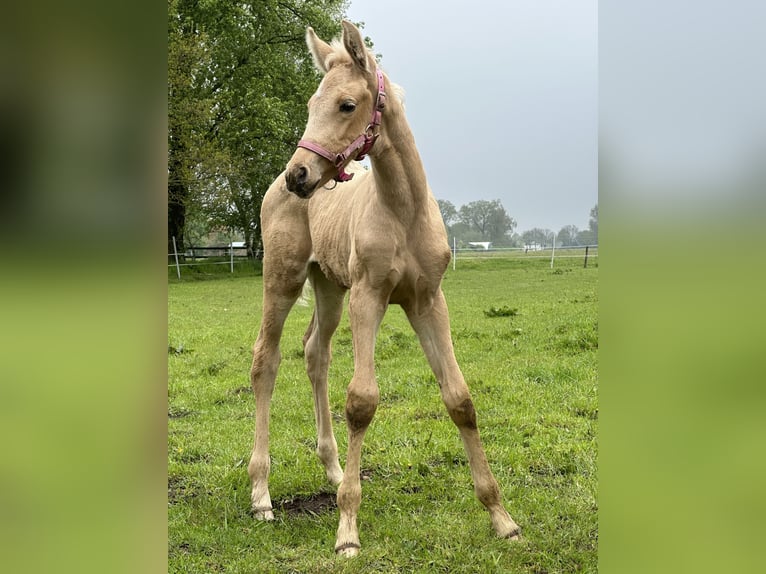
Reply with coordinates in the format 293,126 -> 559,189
341,20 -> 371,73
306,27 -> 333,74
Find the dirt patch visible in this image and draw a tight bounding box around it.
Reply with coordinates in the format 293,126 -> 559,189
168,475 -> 197,504
278,492 -> 337,516
168,406 -> 194,419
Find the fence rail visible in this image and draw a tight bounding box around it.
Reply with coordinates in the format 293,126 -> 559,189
168,238 -> 598,279
168,239 -> 253,279
451,244 -> 598,269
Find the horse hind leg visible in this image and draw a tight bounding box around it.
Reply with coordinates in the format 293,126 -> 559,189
302,264 -> 345,485
248,266 -> 306,521
404,289 -> 521,541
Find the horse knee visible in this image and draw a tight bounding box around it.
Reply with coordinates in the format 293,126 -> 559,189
445,393 -> 478,430
345,384 -> 379,432
248,453 -> 270,482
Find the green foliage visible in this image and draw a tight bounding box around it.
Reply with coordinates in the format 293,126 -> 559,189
558,224 -> 581,246
456,199 -> 516,246
437,199 -> 458,227
168,257 -> 598,572
168,0 -> 352,253
589,203 -> 598,240
521,227 -> 555,248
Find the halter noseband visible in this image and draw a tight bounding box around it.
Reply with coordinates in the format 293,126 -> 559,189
296,68 -> 386,183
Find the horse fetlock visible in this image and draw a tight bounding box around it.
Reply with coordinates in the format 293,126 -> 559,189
247,453 -> 270,481
316,442 -> 343,485
337,480 -> 362,509
474,476 -> 502,508
325,464 -> 344,486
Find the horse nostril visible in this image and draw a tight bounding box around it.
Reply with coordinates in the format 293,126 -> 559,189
286,166 -> 302,190
286,164 -> 310,194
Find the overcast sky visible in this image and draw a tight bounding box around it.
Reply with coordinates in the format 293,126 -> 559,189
344,0 -> 597,233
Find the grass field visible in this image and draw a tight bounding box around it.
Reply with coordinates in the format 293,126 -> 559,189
168,257 -> 598,573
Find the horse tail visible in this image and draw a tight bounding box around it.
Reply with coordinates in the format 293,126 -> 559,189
296,278 -> 313,307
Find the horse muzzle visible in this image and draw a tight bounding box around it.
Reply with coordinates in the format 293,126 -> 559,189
285,163 -> 320,199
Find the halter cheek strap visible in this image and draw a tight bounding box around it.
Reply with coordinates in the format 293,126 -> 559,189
296,68 -> 387,183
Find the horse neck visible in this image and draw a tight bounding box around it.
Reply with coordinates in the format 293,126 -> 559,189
369,95 -> 430,219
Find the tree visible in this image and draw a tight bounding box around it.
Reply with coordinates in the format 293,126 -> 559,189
457,199 -> 516,245
168,0 -> 350,257
588,203 -> 598,243
558,224 -> 580,246
521,228 -> 554,249
575,203 -> 598,245
168,4 -> 214,257
437,199 -> 458,228
577,229 -> 595,245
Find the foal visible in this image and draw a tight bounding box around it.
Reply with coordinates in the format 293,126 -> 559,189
248,20 -> 520,556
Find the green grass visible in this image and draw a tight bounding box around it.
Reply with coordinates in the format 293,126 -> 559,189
168,257 -> 597,573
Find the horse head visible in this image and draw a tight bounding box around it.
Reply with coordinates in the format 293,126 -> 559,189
285,20 -> 384,198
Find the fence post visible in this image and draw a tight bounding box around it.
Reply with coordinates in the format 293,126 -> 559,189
452,236 -> 456,271
550,232 -> 556,268
584,245 -> 589,268
230,242 -> 234,273
172,236 -> 181,279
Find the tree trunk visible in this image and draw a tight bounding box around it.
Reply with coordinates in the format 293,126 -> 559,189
168,136 -> 188,261
168,183 -> 187,260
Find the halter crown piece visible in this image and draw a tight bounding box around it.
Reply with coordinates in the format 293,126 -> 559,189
296,68 -> 387,182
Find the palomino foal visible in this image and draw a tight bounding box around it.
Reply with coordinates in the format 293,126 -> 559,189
248,20 -> 520,556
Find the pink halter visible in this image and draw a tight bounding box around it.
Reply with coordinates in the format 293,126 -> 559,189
296,68 -> 387,182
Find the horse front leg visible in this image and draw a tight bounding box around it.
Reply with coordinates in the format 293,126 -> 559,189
335,285 -> 387,557
248,278 -> 304,521
405,288 -> 521,541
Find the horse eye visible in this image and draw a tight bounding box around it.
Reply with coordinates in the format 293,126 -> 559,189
339,101 -> 356,113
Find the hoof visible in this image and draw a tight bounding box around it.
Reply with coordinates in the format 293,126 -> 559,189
252,507 -> 274,521
335,542 -> 360,557
503,527 -> 522,541
490,508 -> 521,541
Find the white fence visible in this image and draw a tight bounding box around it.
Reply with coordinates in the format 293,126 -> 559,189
169,237 -> 598,279
450,244 -> 598,269
168,237 -> 253,279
